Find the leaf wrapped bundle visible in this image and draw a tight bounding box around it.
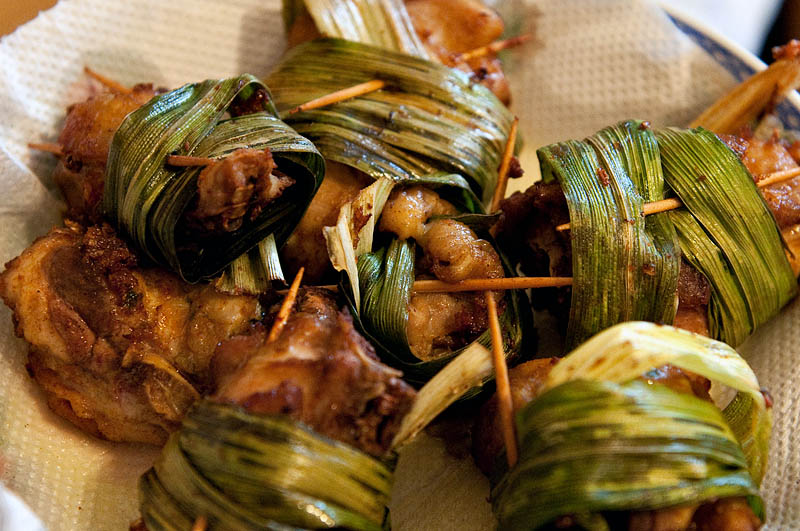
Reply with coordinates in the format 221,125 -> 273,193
282,0 -> 432,60
492,322 -> 770,530
103,75 -> 324,284
139,400 -> 393,531
657,127 -> 797,346
267,38 -> 516,209
538,120 -> 680,349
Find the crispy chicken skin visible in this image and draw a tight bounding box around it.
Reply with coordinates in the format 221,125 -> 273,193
55,84 -> 158,222
286,0 -> 512,103
379,186 -> 505,360
0,224 -> 260,445
405,0 -> 511,104
473,359 -> 759,530
212,288 -> 416,457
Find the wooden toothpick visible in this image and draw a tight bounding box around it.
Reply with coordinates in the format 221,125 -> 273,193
555,167 -> 800,231
191,516 -> 208,531
490,117 -> 520,213
84,66 -> 132,95
485,291 -> 518,468
28,142 -> 64,157
165,154 -> 217,167
284,80 -> 386,116
413,276 -> 572,293
267,267 -> 304,343
452,34 -> 533,64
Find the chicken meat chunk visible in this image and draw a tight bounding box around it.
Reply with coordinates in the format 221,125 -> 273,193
0,223 -> 260,444
212,287 -> 416,457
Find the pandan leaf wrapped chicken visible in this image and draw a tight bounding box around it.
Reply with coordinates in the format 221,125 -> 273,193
522,119 -> 796,349
269,36 -> 521,282
496,45 -> 800,349
475,322 -> 770,531
102,74 -> 324,291
138,287 -> 420,530
322,177 -> 527,387
269,1 -> 524,282
281,0 -> 513,103
0,74 -> 327,444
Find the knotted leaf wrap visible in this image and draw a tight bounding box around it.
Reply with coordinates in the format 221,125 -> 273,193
103,75 -> 324,285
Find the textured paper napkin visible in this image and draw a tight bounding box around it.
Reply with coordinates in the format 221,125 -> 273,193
0,0 -> 796,529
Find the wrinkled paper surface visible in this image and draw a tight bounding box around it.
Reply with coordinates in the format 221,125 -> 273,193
0,0 -> 797,529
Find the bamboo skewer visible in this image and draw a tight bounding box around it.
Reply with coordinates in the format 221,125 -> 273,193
452,34 -> 532,64
490,117 -> 520,213
190,516 -> 208,531
267,267 -> 304,343
283,79 -> 387,116
555,166 -> 800,231
485,291 -> 518,468
84,66 -> 132,95
755,166 -> 800,187
413,276 -> 572,293
27,142 -> 63,157
165,154 -> 217,167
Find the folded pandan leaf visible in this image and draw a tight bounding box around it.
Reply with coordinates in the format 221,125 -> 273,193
215,235 -> 285,294
103,75 -> 324,288
283,0 -> 432,60
139,401 -> 393,531
657,127 -> 797,345
538,120 -> 680,349
493,322 -> 770,531
267,38 -> 516,209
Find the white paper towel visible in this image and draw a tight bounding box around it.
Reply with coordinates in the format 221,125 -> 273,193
0,0 -> 796,529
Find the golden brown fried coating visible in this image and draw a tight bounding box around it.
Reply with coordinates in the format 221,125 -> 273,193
0,224 -> 260,445
55,84 -> 158,222
281,161 -> 371,283
405,0 -> 511,103
212,288 -> 416,457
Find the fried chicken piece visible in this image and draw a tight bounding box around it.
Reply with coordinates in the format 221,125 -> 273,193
721,132 -> 800,229
212,288 -> 416,457
55,84 -> 159,222
673,260 -> 711,336
693,497 -> 762,531
379,186 -> 505,359
496,182 -> 573,327
184,149 -> 294,234
0,224 -> 260,445
405,0 -> 511,103
628,505 -> 699,531
281,161 -> 371,283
